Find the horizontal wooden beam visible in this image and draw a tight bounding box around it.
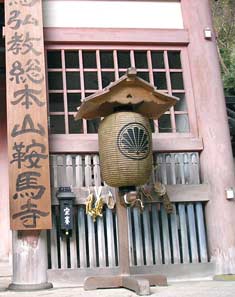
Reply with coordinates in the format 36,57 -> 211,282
49,134 -> 203,153
165,184 -> 210,202
47,263 -> 215,286
51,184 -> 210,205
44,28 -> 189,45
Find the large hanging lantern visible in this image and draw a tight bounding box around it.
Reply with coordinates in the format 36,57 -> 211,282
75,68 -> 178,192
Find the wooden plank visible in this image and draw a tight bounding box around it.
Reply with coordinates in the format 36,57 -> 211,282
93,155 -> 106,268
75,155 -> 84,188
195,203 -> 208,263
77,206 -> 87,268
174,153 -> 182,184
133,208 -> 144,266
160,205 -> 171,264
85,155 -> 97,268
51,184 -> 210,205
49,134 -> 203,154
189,153 -> 200,184
170,205 -> 180,264
75,155 -> 87,268
165,154 -> 172,184
50,156 -> 58,269
56,155 -> 68,269
183,154 -> 190,184
178,154 -> 186,184
151,204 -> 162,264
142,206 -> 153,266
5,0 -> 51,230
44,28 -> 190,44
170,154 -> 177,185
165,184 -> 210,202
106,208 -> 116,267
65,155 -> 77,269
50,209 -> 59,269
127,208 -> 135,266
187,204 -> 199,263
56,155 -> 65,187
178,204 -> 189,263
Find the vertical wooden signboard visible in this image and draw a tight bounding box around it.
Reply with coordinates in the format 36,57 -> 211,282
5,0 -> 52,230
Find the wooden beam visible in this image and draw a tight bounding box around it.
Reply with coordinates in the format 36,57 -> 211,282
49,134 -> 203,153
44,28 -> 189,45
51,184 -> 210,205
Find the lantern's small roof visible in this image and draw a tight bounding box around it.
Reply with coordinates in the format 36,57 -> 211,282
75,68 -> 179,120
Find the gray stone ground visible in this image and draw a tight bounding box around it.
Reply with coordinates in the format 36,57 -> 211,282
0,278 -> 235,297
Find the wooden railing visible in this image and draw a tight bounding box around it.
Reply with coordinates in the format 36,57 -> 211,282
47,153 -> 209,273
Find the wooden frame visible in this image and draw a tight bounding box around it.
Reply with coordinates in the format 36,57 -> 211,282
44,28 -> 189,45
45,41 -> 201,153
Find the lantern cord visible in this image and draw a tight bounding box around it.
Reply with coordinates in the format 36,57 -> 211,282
153,182 -> 173,214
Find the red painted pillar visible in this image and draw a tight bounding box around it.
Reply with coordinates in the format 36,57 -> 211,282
181,0 -> 235,274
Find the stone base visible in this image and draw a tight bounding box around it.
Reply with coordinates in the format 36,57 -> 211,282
8,282 -> 53,291
214,275 -> 235,281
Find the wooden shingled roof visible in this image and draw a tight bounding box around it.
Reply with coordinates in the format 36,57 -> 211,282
75,68 -> 178,120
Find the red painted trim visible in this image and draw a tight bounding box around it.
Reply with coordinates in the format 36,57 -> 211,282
44,28 -> 189,45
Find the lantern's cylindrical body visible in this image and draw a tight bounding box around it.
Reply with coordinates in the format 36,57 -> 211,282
98,111 -> 152,188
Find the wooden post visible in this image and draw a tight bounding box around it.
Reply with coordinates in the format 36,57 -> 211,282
9,230 -> 52,291
84,189 -> 167,295
4,0 -> 52,290
181,0 -> 235,274
0,75 -> 11,262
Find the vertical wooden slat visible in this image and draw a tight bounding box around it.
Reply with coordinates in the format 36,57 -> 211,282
133,208 -> 144,266
165,154 -> 172,185
113,50 -> 119,80
85,155 -> 96,268
50,209 -> 59,269
190,153 -> 200,184
50,155 -> 58,269
151,204 -> 162,264
106,208 -> 116,267
96,50 -> 103,90
179,154 -> 186,185
164,50 -> 176,132
79,49 -> 87,134
61,50 -> 69,134
57,155 -> 68,268
170,205 -> 180,264
195,203 -> 208,263
127,208 -> 134,266
93,155 -> 106,267
170,154 -> 177,185
66,155 -> 77,269
161,205 -> 171,264
183,153 -> 189,184
75,155 -> 87,268
178,203 -> 190,263
142,206 -> 153,265
174,154 -> 181,184
78,206 -> 87,268
187,204 -> 199,263
75,155 -> 84,187
159,154 -> 167,184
